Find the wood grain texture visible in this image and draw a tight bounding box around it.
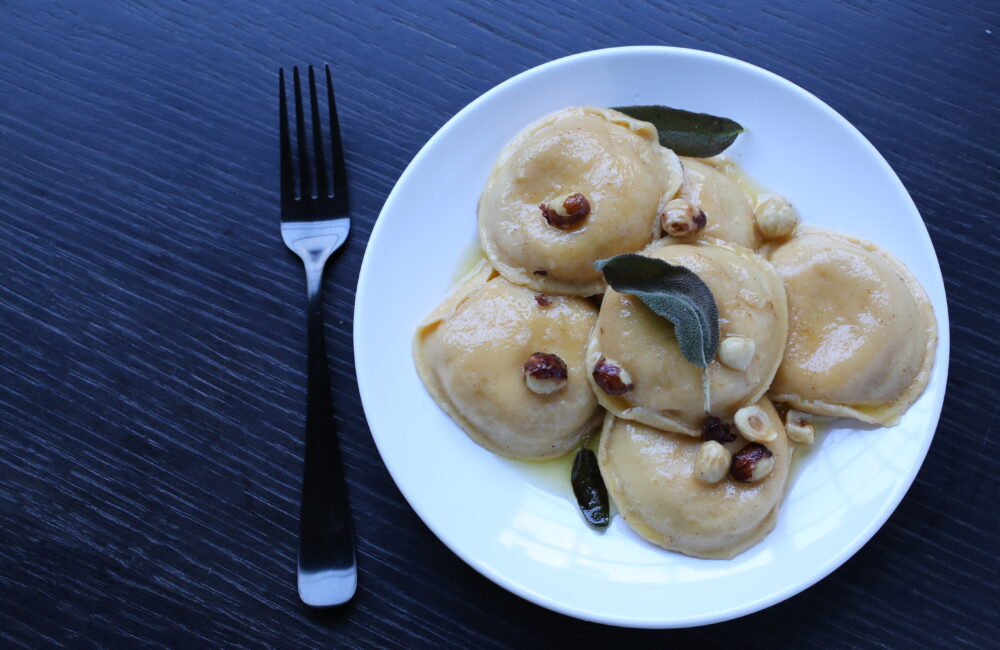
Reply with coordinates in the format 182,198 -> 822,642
0,0 -> 997,647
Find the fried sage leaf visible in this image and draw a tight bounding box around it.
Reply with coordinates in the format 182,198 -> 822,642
595,254 -> 719,368
596,253 -> 720,410
571,448 -> 609,528
612,105 -> 744,157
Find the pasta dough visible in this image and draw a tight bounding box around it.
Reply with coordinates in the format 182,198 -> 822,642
667,157 -> 761,249
479,107 -> 682,296
414,262 -> 602,459
587,239 -> 788,435
598,398 -> 791,559
766,227 -> 937,425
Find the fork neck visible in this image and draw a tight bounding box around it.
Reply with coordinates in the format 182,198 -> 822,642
305,263 -> 327,302
281,218 -> 350,305
284,233 -> 339,300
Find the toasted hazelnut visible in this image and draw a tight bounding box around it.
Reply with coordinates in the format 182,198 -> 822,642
734,404 -> 778,442
660,198 -> 707,237
592,356 -> 634,395
694,441 -> 730,484
754,194 -> 800,239
730,443 -> 775,483
540,192 -> 590,229
718,336 -> 755,371
785,409 -> 815,444
523,352 -> 568,395
700,415 -> 736,443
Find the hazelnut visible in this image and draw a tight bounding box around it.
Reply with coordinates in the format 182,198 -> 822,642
754,194 -> 800,239
540,192 -> 590,229
730,443 -> 775,483
592,356 -> 634,395
785,409 -> 815,444
718,336 -> 755,371
694,441 -> 730,484
734,405 -> 778,442
700,415 -> 736,443
523,352 -> 568,395
660,198 -> 707,237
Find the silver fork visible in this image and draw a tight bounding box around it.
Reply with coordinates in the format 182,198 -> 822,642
278,64 -> 355,607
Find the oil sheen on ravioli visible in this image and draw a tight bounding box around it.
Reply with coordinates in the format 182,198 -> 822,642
413,262 -> 602,460
598,397 -> 791,559
664,157 -> 761,249
587,239 -> 788,436
478,107 -> 683,296
765,227 -> 937,425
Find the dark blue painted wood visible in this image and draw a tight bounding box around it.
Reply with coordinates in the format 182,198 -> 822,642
0,0 -> 997,647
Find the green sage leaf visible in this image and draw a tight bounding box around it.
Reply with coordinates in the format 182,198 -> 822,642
594,253 -> 720,369
612,105 -> 744,157
571,448 -> 609,528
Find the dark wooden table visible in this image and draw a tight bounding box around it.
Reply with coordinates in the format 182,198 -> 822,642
1,1 -> 997,647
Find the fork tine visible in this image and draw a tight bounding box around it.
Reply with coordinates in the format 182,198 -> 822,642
325,65 -> 350,215
308,66 -> 329,200
292,67 -> 312,200
279,68 -> 295,211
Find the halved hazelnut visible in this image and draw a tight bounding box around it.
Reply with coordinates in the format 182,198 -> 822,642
660,198 -> 707,237
754,194 -> 800,239
694,441 -> 729,484
540,192 -> 591,229
523,352 -> 568,395
718,336 -> 755,371
734,404 -> 778,442
700,415 -> 736,443
592,356 -> 634,395
730,443 -> 775,483
785,409 -> 815,444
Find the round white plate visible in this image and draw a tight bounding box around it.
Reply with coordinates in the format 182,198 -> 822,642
354,46 -> 950,627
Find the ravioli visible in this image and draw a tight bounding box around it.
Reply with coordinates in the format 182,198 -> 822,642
479,107 -> 683,296
765,227 -> 936,425
587,239 -> 788,436
665,157 -> 760,249
412,104 -> 942,562
598,397 -> 791,559
413,262 -> 602,459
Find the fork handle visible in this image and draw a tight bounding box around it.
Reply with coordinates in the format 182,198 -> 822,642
297,266 -> 357,606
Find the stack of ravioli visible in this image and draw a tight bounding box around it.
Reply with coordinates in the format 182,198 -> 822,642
413,107 -> 936,559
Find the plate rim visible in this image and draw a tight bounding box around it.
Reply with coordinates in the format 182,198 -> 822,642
353,45 -> 951,628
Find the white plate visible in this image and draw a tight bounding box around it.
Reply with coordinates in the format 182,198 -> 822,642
353,46 -> 950,627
